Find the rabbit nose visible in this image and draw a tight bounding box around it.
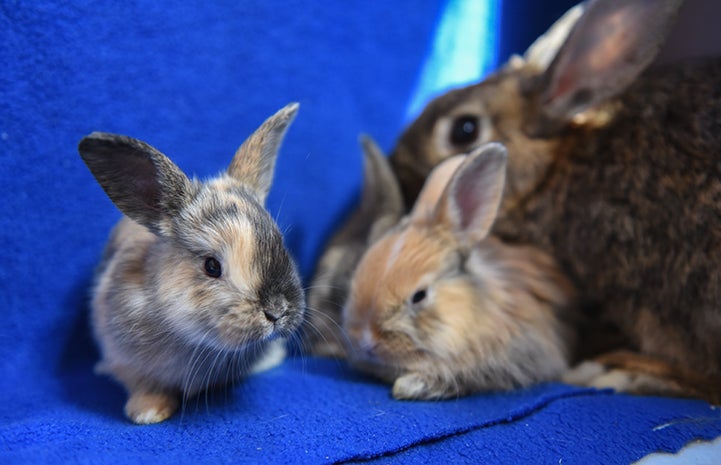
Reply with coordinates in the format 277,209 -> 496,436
356,326 -> 379,357
262,298 -> 288,323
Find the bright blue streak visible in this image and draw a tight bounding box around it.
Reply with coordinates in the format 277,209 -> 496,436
405,0 -> 501,121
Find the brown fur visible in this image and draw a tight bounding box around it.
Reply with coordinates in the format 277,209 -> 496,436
390,0 -> 721,402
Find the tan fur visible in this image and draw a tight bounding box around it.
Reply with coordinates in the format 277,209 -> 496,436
344,148 -> 576,399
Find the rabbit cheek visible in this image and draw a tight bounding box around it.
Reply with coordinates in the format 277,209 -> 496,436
481,75 -> 559,203
420,283 -> 479,359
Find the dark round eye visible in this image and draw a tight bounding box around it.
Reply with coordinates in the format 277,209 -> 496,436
410,288 -> 427,305
204,257 -> 222,278
449,115 -> 480,146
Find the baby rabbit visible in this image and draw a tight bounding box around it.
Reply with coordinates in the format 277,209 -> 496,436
344,143 -> 576,400
390,0 -> 721,402
78,103 -> 305,423
305,136 -> 404,357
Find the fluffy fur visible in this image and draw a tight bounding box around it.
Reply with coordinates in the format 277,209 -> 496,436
390,0 -> 721,402
343,145 -> 576,400
79,104 -> 305,423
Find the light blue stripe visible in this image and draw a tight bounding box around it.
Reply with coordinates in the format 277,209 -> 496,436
405,0 -> 501,122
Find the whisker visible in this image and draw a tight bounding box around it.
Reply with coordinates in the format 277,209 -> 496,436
299,305 -> 352,358
183,330 -> 218,415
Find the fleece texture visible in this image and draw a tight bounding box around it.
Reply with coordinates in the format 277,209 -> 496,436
1,1 -> 720,464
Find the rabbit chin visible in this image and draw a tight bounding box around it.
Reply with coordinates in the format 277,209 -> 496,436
213,322 -> 276,352
167,315 -> 275,354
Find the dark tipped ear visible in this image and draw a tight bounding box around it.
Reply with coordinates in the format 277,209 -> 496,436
435,143 -> 507,247
359,135 -> 405,243
228,103 -> 299,204
534,0 -> 683,132
78,132 -> 192,233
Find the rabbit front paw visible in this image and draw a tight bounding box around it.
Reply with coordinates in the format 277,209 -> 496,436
392,373 -> 456,400
125,391 -> 179,424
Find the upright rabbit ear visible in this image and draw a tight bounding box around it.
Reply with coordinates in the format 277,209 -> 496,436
408,155 -> 467,226
522,2 -> 585,72
78,132 -> 193,234
228,103 -> 299,204
434,143 -> 507,247
534,0 -> 684,132
359,135 -> 405,243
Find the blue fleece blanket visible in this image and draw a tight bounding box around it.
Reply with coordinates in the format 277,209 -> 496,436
2,1 -> 720,464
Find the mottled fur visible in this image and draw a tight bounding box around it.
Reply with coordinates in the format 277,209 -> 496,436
79,104 -> 305,423
390,0 -> 721,402
344,146 -> 576,400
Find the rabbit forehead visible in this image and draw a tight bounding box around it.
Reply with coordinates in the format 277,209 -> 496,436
172,178 -> 284,288
355,225 -> 451,312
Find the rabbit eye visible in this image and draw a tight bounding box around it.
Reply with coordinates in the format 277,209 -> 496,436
410,288 -> 427,305
204,257 -> 222,278
449,115 -> 480,146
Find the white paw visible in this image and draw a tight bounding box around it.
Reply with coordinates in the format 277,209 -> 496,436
249,338 -> 287,374
563,361 -> 674,395
562,360 -> 606,385
392,373 -> 430,399
130,407 -> 172,425
125,392 -> 178,424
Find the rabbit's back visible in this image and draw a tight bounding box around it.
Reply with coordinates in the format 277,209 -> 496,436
493,58 -> 721,373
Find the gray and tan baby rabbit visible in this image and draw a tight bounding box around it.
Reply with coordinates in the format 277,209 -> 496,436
305,137 -> 404,357
390,0 -> 721,402
79,104 -> 305,423
344,143 -> 576,400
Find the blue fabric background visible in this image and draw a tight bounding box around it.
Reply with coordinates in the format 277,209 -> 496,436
2,1 -> 720,463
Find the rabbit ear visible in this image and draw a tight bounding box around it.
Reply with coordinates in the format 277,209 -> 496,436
227,103 -> 299,204
522,3 -> 585,72
536,0 -> 684,129
408,155 -> 467,225
359,135 -> 405,243
434,143 -> 507,247
79,132 -> 193,234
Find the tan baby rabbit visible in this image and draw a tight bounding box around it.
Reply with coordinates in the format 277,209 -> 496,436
79,104 -> 305,423
390,0 -> 721,402
344,143 -> 576,400
305,136 -> 404,357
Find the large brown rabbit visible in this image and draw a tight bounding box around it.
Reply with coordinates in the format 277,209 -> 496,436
390,0 -> 721,402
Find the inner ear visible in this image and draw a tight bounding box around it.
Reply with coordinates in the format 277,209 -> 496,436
536,0 -> 684,127
435,143 -> 507,246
